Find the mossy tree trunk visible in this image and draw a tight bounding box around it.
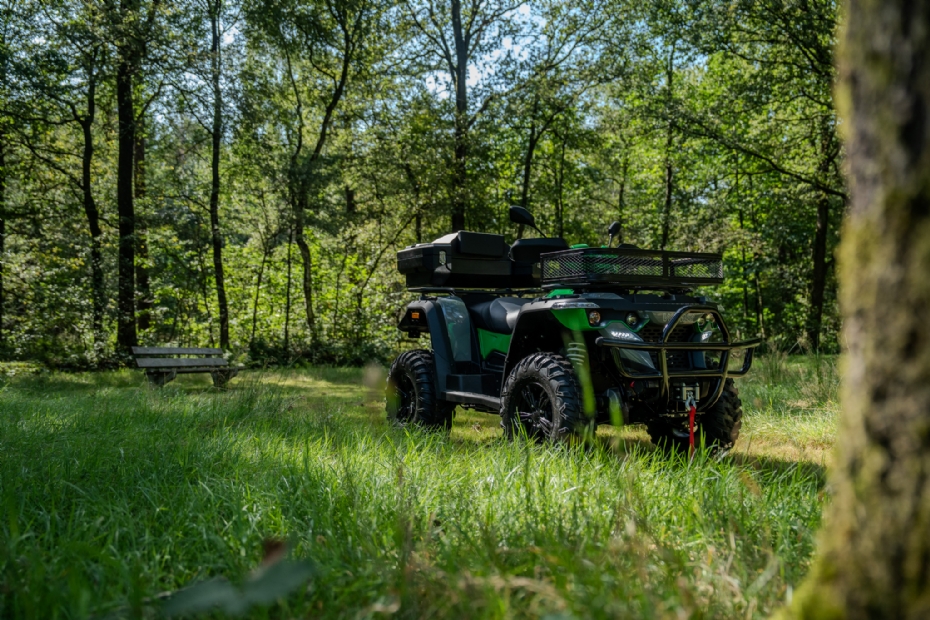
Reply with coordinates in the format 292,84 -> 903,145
783,0 -> 930,617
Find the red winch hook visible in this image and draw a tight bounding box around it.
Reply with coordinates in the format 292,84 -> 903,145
685,393 -> 697,459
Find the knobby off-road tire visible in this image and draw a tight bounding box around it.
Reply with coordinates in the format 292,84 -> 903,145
500,353 -> 591,442
385,350 -> 455,430
647,378 -> 742,453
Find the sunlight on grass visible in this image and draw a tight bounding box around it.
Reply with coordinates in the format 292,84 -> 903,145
0,356 -> 835,619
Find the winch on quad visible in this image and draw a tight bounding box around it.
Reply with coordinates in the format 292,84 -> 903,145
386,206 -> 761,451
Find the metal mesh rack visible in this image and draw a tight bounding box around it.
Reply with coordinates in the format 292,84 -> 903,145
541,248 -> 724,288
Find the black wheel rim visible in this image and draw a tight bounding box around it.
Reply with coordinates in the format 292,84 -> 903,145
512,382 -> 554,439
388,372 -> 416,425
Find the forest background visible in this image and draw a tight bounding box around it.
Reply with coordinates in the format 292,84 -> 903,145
0,0 -> 842,368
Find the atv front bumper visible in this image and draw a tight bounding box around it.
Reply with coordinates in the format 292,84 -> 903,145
594,305 -> 762,409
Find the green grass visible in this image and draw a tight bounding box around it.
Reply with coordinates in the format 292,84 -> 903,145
0,356 -> 837,619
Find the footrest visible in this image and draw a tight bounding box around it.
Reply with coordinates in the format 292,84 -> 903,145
446,373 -> 497,393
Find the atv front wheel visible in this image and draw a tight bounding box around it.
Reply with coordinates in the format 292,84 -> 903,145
386,350 -> 455,430
500,353 -> 589,442
647,378 -> 743,452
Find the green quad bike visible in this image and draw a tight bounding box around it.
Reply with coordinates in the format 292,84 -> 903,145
386,206 -> 762,451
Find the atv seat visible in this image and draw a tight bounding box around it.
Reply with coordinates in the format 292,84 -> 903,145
510,237 -> 569,263
467,297 -> 533,334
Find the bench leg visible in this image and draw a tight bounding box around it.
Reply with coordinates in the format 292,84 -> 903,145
146,370 -> 177,387
211,368 -> 237,389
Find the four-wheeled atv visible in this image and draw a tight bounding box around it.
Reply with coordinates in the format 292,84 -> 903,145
386,206 -> 761,450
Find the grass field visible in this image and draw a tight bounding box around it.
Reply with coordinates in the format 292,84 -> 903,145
0,354 -> 838,619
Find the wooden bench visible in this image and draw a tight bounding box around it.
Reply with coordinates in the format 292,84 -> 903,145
132,347 -> 240,388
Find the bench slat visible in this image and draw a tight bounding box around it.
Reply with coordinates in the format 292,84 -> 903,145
137,358 -> 229,369
132,346 -> 223,356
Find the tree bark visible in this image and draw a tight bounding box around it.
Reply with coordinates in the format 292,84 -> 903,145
555,132 -> 567,238
450,0 -> 467,232
116,47 -> 137,355
807,118 -> 837,350
209,0 -> 229,349
0,129 -> 5,346
520,119 -> 537,211
807,192 -> 829,349
250,242 -> 269,347
80,71 -> 105,346
283,226 -> 293,354
0,28 -> 7,346
293,198 -> 315,340
616,156 -> 628,245
660,47 -> 675,251
783,0 -> 930,617
134,112 -> 152,333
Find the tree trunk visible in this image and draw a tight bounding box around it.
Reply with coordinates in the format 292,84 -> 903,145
783,1 -> 930,617
0,34 -> 7,347
736,159 -> 750,320
807,192 -> 829,349
520,118 -> 538,211
807,118 -> 837,350
0,130 -> 5,347
116,49 -> 137,356
284,226 -> 293,354
616,156 -> 628,245
450,0 -> 467,232
555,133 -> 567,238
660,47 -> 675,251
80,88 -> 105,346
250,243 -> 268,347
660,143 -> 673,250
293,200 -> 315,340
209,0 -> 229,349
134,113 -> 152,333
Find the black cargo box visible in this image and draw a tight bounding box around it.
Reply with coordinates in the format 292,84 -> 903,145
397,231 -> 513,288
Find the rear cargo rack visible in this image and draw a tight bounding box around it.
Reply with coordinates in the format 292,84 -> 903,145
540,248 -> 724,288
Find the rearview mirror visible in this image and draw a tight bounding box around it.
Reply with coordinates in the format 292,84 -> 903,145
509,205 -> 536,228
607,221 -> 621,247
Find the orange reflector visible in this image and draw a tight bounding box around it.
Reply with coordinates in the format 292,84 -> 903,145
411,312 -> 420,319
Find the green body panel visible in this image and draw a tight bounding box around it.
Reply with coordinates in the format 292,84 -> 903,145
546,288 -> 574,297
477,328 -> 512,358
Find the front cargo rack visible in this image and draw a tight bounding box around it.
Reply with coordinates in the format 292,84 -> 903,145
541,248 -> 724,288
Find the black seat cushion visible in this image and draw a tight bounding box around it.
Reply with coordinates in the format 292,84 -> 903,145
467,297 -> 533,334
510,237 -> 569,263
453,231 -> 509,258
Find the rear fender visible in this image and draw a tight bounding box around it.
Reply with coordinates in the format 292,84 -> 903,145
397,300 -> 454,390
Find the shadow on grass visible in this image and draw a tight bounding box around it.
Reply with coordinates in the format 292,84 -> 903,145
3,367 -> 829,488
729,452 -> 827,486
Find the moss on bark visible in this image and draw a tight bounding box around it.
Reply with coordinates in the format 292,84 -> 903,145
780,0 -> 930,618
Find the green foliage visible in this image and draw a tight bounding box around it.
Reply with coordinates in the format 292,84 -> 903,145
0,0 -> 844,365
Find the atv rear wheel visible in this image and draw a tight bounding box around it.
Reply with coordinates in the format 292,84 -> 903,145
647,378 -> 743,452
501,353 -> 589,442
386,350 -> 455,430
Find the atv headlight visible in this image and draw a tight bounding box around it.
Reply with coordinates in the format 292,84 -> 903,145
600,323 -> 643,342
551,301 -> 599,310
